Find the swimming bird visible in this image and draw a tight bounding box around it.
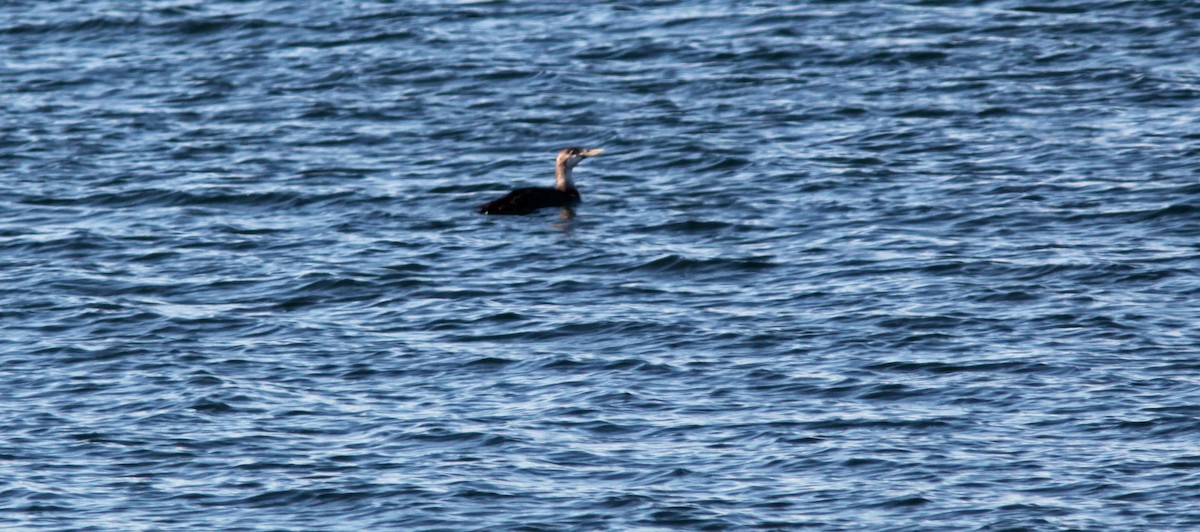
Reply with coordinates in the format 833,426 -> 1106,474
478,147 -> 604,215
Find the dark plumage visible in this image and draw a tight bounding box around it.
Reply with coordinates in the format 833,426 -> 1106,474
478,187 -> 580,215
478,147 -> 603,215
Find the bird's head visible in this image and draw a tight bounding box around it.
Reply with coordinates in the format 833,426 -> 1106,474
556,147 -> 604,169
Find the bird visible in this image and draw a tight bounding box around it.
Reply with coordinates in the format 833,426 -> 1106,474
478,147 -> 604,215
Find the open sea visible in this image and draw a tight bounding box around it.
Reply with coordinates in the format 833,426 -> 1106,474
2,1 -> 1199,529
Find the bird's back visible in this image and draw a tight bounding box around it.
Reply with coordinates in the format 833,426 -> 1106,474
478,187 -> 579,215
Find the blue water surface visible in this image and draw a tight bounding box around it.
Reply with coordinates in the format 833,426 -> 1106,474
2,1 -> 1199,529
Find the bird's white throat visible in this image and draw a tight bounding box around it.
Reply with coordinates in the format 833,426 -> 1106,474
555,164 -> 575,191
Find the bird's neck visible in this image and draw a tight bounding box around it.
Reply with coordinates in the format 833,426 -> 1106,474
555,164 -> 575,192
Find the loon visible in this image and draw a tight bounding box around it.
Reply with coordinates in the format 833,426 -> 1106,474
478,147 -> 604,215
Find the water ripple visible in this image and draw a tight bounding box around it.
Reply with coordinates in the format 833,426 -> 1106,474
2,0 -> 1199,530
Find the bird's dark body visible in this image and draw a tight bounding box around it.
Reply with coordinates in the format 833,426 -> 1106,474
478,187 -> 580,215
478,146 -> 601,215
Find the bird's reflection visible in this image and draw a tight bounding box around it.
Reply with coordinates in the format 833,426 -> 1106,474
551,207 -> 577,233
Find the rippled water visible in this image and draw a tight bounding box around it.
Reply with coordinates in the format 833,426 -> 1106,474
3,1 -> 1199,529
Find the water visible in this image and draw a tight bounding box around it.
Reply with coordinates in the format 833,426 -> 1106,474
2,1 -> 1199,529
